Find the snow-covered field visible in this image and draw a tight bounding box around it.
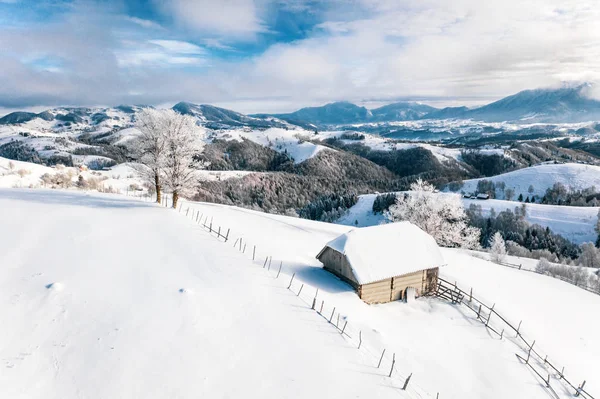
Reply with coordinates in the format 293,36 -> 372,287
337,192 -> 600,244
0,157 -> 256,192
219,127 -> 329,163
2,188 -> 598,399
0,189 -> 414,399
173,199 -> 600,399
456,163 -> 600,199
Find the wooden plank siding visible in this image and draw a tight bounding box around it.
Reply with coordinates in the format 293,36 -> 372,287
317,246 -> 439,304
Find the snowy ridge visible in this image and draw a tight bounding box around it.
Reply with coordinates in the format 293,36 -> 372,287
457,163 -> 600,199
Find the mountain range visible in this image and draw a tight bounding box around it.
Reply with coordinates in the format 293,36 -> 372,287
2,84 -> 600,128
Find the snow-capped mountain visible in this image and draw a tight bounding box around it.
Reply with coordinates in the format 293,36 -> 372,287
254,84 -> 600,125
463,84 -> 600,122
257,101 -> 372,125
172,102 -> 290,129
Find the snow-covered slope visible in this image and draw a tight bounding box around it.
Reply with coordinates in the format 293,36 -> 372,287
457,163 -> 600,199
221,127 -> 330,163
0,189 -> 416,399
336,192 -> 600,244
173,199 -> 600,399
2,189 -> 598,398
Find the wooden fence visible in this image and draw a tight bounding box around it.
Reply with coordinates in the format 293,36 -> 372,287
435,277 -> 594,399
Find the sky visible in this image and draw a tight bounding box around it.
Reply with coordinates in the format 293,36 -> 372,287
1,0 -> 599,114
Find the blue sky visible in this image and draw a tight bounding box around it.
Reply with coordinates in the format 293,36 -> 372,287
1,0 -> 599,113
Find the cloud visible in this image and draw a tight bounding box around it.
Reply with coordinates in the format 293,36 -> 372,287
153,0 -> 266,39
115,40 -> 206,67
1,0 -> 600,113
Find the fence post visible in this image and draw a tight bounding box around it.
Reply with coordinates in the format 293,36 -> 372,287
186,207 -> 189,217
341,321 -> 348,335
287,273 -> 295,289
225,228 -> 230,242
575,380 -> 586,397
276,261 -> 283,278
389,353 -> 396,378
319,300 -> 324,313
485,304 -> 495,327
377,349 -> 386,368
268,257 -> 272,270
312,289 -> 319,309
329,307 -> 336,323
218,226 -> 221,237
358,331 -> 362,349
336,313 -> 340,328
243,243 -> 246,253
500,329 -> 504,339
253,245 -> 256,261
469,287 -> 473,302
196,213 -> 199,223
210,219 -> 213,233
402,373 -> 412,390
239,238 -> 243,251
516,320 -> 522,337
234,238 -> 239,248
263,257 -> 268,268
297,284 -> 304,297
546,373 -> 551,388
477,304 -> 482,319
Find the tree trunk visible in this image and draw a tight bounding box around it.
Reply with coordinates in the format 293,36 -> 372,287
155,174 -> 161,204
172,191 -> 179,209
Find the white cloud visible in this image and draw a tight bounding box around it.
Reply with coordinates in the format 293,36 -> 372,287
154,0 -> 266,39
126,16 -> 164,30
116,40 -> 206,67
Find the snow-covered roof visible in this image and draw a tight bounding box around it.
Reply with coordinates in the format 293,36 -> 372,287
319,222 -> 445,285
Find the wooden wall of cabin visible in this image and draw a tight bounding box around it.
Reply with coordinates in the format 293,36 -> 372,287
319,248 -> 359,288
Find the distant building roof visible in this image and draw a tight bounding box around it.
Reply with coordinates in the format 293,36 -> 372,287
317,222 -> 445,284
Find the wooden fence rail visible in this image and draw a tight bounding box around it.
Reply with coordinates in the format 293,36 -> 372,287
436,277 -> 595,399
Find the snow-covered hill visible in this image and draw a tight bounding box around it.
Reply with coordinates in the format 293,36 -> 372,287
336,192 -> 599,244
456,163 -> 600,199
2,189 -> 598,398
173,199 -> 600,399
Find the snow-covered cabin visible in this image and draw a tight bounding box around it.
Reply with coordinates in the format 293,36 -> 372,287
316,222 -> 444,304
476,193 -> 490,200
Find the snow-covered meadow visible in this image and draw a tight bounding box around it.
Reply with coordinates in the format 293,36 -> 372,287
457,163 -> 600,199
337,192 -> 600,245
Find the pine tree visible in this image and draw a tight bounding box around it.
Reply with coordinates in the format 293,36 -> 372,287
518,193 -> 524,202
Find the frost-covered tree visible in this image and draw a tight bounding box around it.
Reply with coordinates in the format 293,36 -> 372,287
161,110 -> 207,209
386,179 -> 480,249
489,232 -> 506,263
129,109 -> 168,204
578,242 -> 600,269
504,188 -> 515,201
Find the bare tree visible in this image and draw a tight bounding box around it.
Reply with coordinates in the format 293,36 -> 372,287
161,110 -> 207,209
129,109 -> 168,204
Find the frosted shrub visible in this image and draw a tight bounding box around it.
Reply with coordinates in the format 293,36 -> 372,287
17,168 -> 30,178
536,257 -> 551,274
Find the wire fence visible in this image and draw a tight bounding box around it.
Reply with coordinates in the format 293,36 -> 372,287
170,199 -> 595,399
